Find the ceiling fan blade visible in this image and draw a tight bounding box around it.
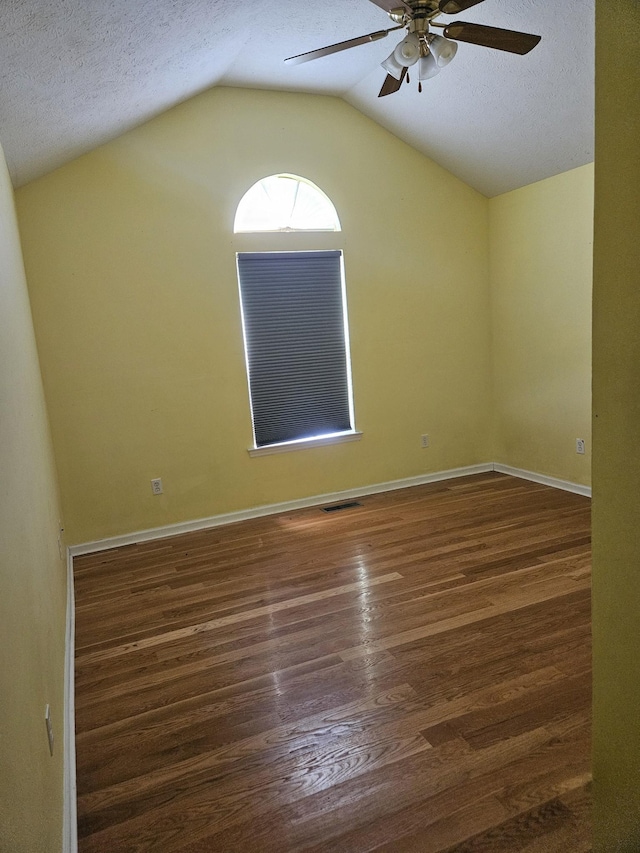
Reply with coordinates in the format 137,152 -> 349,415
439,0 -> 485,13
285,26 -> 401,65
443,21 -> 541,54
378,66 -> 408,97
368,0 -> 412,13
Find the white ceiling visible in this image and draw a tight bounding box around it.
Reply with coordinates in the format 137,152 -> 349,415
0,0 -> 594,196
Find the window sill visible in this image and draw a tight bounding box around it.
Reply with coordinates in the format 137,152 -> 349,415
248,431 -> 362,458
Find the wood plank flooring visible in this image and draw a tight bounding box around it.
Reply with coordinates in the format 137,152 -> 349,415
73,472 -> 592,852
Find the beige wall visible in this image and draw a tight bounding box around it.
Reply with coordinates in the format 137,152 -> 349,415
17,87 -> 493,545
0,143 -> 67,851
490,165 -> 593,485
592,1 -> 640,848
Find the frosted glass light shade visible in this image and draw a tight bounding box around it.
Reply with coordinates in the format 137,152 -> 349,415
381,51 -> 406,80
418,53 -> 441,80
429,34 -> 458,67
393,33 -> 421,67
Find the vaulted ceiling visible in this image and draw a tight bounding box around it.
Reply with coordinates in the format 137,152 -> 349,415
0,0 -> 594,196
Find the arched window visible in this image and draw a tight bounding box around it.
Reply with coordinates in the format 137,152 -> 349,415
234,176 -> 357,454
234,174 -> 341,233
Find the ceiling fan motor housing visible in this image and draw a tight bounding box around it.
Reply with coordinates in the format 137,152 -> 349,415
391,2 -> 442,38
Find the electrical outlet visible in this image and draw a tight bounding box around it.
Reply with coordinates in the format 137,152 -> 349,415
45,705 -> 54,756
151,478 -> 163,495
421,434 -> 430,449
576,439 -> 586,455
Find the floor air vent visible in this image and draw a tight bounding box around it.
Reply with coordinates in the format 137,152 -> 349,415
321,501 -> 363,513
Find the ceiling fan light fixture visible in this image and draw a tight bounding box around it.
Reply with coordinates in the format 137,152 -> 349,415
381,51 -> 406,80
393,32 -> 421,67
418,52 -> 441,80
428,34 -> 458,67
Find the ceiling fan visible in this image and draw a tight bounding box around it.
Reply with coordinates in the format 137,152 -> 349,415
285,0 -> 541,96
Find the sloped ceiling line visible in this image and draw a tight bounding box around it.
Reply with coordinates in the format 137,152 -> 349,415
0,0 -> 594,195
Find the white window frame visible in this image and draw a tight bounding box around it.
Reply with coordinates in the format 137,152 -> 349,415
233,176 -> 358,455
234,174 -> 341,234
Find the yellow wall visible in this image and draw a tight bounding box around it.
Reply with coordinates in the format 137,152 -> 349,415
592,1 -> 640,848
489,165 -> 593,485
17,87 -> 493,544
3,72 -> 598,850
0,143 -> 67,851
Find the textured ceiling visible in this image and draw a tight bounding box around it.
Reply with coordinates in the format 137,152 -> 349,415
0,0 -> 594,196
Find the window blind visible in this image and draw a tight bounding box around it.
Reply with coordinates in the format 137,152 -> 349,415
237,250 -> 352,447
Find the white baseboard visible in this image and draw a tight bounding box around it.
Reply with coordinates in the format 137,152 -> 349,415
63,549 -> 77,853
493,463 -> 592,498
69,462 -> 591,557
69,463 -> 495,555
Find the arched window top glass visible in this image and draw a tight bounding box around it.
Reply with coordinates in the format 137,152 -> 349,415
234,174 -> 341,233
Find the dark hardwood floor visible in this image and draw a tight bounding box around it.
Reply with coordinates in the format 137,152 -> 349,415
73,472 -> 592,852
